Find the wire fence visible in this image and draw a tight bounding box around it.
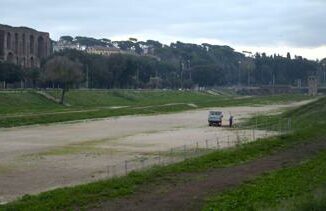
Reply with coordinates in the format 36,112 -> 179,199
105,117 -> 292,178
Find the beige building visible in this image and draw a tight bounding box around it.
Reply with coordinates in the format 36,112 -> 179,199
86,46 -> 122,56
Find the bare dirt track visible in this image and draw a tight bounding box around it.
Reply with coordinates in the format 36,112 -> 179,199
0,101 -> 309,203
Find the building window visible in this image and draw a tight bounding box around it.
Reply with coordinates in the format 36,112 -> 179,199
7,52 -> 14,63
30,35 -> 34,54
15,33 -> 18,54
0,30 -> 4,57
7,32 -> 11,50
22,34 -> 26,54
37,36 -> 44,58
30,57 -> 34,67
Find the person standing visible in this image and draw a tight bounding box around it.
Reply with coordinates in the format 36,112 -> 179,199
229,115 -> 233,128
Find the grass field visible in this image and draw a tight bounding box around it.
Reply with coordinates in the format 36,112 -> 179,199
203,150 -> 326,210
0,89 -> 312,127
1,97 -> 325,211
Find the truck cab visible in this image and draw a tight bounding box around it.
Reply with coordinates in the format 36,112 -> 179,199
208,111 -> 223,127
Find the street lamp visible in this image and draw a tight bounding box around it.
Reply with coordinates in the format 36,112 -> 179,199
323,63 -> 326,85
238,61 -> 242,87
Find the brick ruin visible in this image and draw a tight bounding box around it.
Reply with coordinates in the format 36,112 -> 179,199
0,24 -> 51,68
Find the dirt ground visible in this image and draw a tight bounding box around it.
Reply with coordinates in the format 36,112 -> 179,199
92,138 -> 326,211
0,100 -> 309,203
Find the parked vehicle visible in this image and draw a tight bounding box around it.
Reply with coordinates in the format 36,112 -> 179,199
208,111 -> 223,126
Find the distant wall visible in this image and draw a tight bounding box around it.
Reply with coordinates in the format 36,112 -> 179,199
0,24 -> 51,68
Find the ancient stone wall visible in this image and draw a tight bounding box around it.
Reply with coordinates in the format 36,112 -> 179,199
0,24 -> 51,68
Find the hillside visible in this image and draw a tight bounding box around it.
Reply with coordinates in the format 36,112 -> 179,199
0,90 -> 311,127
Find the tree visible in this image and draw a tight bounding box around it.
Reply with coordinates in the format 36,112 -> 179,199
0,62 -> 22,87
43,56 -> 83,104
24,68 -> 41,88
287,52 -> 291,60
60,36 -> 74,43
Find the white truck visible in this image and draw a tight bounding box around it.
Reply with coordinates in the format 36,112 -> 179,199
208,111 -> 223,127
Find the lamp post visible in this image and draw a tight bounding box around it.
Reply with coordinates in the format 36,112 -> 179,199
323,63 -> 326,85
238,61 -> 241,87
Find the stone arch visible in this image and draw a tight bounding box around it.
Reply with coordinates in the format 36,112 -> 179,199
37,36 -> 44,58
22,57 -> 26,68
30,35 -> 34,54
7,52 -> 14,63
0,30 -> 4,57
14,33 -> 19,54
30,56 -> 34,68
22,34 -> 26,54
7,32 -> 11,49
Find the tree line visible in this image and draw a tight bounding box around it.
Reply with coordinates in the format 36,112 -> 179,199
1,40 -> 325,91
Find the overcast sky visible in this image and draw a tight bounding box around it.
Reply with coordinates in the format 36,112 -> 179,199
2,0 -> 326,60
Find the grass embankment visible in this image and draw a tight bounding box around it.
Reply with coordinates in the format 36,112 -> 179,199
203,97 -> 326,210
203,151 -> 326,211
0,91 -> 63,115
0,90 -> 311,127
1,97 -> 325,211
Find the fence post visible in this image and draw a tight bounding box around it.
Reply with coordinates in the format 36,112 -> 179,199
252,129 -> 255,141
141,159 -> 145,169
205,139 -> 208,149
288,118 -> 291,131
124,160 -> 128,175
158,152 -> 161,165
107,166 -> 110,177
227,135 -> 230,146
196,142 -> 199,152
279,118 -> 281,132
184,145 -> 187,160
113,165 -> 116,177
216,137 -> 219,149
256,117 -> 258,129
265,128 -> 268,137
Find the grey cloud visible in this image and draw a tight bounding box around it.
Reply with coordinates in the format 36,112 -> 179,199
1,0 -> 325,48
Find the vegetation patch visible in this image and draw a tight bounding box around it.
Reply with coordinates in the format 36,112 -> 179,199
0,91 -> 312,128
203,150 -> 326,211
0,164 -> 11,174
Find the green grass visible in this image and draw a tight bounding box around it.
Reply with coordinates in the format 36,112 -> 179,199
0,90 -> 312,127
203,150 -> 326,211
46,89 -> 224,108
269,184 -> 326,211
242,96 -> 325,131
0,164 -> 11,174
0,91 -> 64,115
55,90 -> 311,108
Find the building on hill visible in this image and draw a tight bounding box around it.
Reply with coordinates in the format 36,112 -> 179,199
0,24 -> 51,68
86,46 -> 121,56
86,46 -> 137,57
53,39 -> 86,52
